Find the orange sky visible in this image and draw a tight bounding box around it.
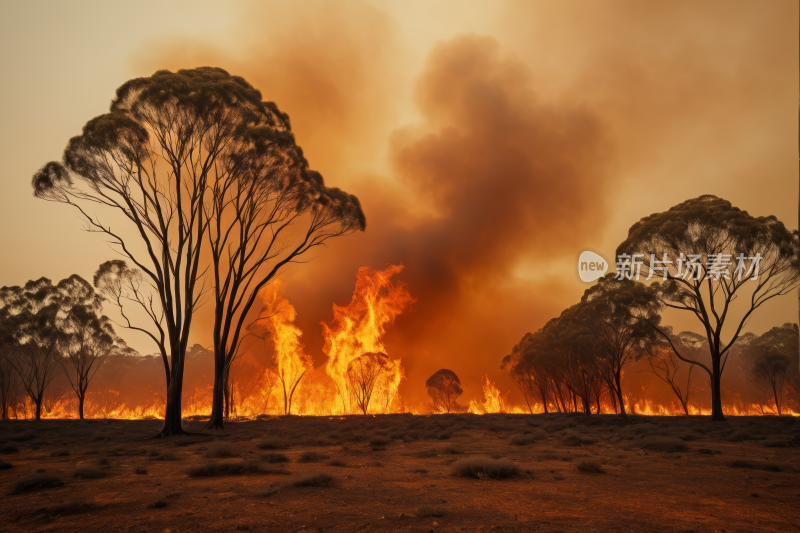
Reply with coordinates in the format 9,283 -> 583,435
0,0 -> 797,408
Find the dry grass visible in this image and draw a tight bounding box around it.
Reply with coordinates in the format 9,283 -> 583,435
576,460 -> 606,473
451,457 -> 519,479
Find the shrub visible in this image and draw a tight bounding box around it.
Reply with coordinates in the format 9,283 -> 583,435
9,432 -> 36,442
0,443 -> 19,454
263,453 -> 289,463
73,466 -> 107,479
452,457 -> 519,479
510,435 -> 536,446
697,448 -> 721,455
298,451 -> 328,463
187,459 -> 261,477
437,432 -> 452,440
728,460 -> 783,472
50,450 -> 70,457
763,439 -> 793,448
135,467 -> 148,475
443,446 -> 464,455
561,432 -> 596,447
328,459 -> 347,467
151,451 -> 177,461
412,468 -> 428,474
370,437 -> 390,448
0,461 -> 12,470
204,444 -> 237,458
13,473 -> 64,493
576,460 -> 606,473
46,501 -> 93,516
417,505 -> 446,517
294,472 -> 334,487
147,500 -> 168,509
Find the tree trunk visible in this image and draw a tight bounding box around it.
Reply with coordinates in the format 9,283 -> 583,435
78,394 -> 85,420
157,380 -> 185,436
615,371 -> 627,417
35,398 -> 42,420
710,355 -> 725,421
206,373 -> 226,430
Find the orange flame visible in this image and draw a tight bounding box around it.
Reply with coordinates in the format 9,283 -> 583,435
321,264 -> 415,414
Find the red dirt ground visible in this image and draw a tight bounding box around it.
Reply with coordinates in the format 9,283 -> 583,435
1,414 -> 798,532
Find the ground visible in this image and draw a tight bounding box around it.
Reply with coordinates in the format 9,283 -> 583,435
0,414 -> 798,532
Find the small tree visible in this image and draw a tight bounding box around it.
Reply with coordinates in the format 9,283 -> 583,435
502,331 -> 554,414
644,328 -> 705,415
426,369 -> 463,413
579,275 -> 661,417
745,323 -> 798,415
617,195 -> 800,420
56,275 -> 127,419
0,279 -> 62,420
346,352 -> 389,415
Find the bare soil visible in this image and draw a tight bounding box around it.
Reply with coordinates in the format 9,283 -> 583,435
1,414 -> 798,532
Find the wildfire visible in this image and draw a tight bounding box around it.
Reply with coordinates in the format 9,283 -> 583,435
322,264 -> 415,414
469,375 -> 528,414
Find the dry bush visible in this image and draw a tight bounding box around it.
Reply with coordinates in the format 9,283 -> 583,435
134,467 -> 148,475
45,501 -> 94,516
50,450 -> 70,457
298,451 -> 329,463
728,460 -> 783,472
510,435 -> 536,446
147,499 -> 168,509
561,432 -> 596,446
576,460 -> 606,473
262,453 -> 289,463
73,466 -> 107,479
204,443 -> 237,458
0,461 -> 12,470
762,439 -> 793,448
443,446 -> 464,455
12,473 -> 64,493
370,437 -> 390,448
328,459 -> 347,467
697,448 -> 721,455
186,459 -> 262,477
151,451 -> 178,461
9,432 -> 36,442
293,472 -> 334,487
451,457 -> 519,479
417,505 -> 446,517
1,443 -> 19,454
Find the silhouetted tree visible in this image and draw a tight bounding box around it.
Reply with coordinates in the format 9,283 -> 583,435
579,275 -> 661,417
644,328 -> 705,415
617,195 -> 800,420
32,68 -> 275,435
346,352 -> 389,415
0,279 -> 62,419
745,323 -> 799,415
203,105 -> 365,429
56,275 -> 127,419
503,330 -> 555,413
426,369 -> 463,413
0,320 -> 21,420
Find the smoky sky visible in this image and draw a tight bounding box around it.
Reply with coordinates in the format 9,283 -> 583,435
113,0 -> 798,408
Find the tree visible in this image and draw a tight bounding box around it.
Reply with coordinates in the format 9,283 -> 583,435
346,352 -> 389,415
503,330 -> 557,414
32,68 -> 270,435
56,275 -> 127,419
426,369 -> 463,413
203,103 -> 365,429
0,323 -> 21,420
579,275 -> 661,417
0,279 -> 62,420
745,323 -> 798,415
644,328 -> 705,415
617,195 -> 800,420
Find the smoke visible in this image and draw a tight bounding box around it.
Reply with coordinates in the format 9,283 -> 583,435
120,1 -> 797,410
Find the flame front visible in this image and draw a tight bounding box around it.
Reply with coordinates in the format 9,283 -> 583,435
322,264 -> 415,414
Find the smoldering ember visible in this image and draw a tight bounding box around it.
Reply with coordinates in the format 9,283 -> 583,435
1,2 -> 798,532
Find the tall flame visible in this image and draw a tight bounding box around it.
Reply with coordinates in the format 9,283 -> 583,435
322,264 -> 415,414
252,280 -> 314,415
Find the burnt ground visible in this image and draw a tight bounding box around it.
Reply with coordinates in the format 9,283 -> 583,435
0,414 -> 798,532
